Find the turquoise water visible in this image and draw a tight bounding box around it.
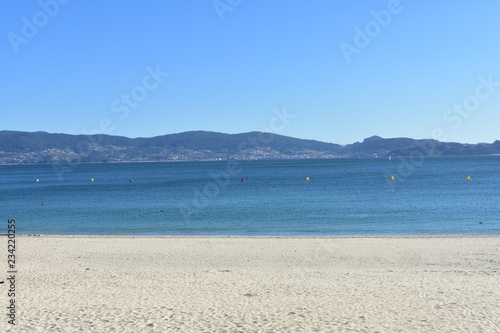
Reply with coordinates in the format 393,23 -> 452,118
1,157 -> 499,236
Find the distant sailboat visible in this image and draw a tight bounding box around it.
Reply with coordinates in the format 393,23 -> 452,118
388,156 -> 392,160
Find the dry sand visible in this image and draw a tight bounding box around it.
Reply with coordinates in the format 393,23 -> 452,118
1,235 -> 499,332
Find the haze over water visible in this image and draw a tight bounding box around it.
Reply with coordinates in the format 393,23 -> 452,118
1,156 -> 498,236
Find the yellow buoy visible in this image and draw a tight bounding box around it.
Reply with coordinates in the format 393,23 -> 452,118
467,176 -> 470,181
91,178 -> 94,182
36,179 -> 39,183
306,177 -> 309,181
391,176 -> 394,181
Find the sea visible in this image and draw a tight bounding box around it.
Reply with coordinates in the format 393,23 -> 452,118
1,156 -> 499,236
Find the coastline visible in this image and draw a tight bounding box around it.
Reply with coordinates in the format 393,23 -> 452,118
7,233 -> 500,238
2,235 -> 499,331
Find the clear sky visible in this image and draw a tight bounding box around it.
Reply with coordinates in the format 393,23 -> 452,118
1,1 -> 499,145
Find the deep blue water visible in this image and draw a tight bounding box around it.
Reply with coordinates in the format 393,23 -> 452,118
1,157 -> 499,236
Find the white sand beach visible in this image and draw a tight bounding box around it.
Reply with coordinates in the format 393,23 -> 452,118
1,236 -> 499,332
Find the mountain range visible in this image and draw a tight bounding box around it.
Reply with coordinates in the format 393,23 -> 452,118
0,130 -> 499,165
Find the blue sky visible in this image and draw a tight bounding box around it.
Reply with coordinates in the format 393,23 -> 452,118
1,1 -> 499,145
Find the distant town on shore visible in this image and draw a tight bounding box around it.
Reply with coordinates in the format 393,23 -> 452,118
0,130 -> 499,165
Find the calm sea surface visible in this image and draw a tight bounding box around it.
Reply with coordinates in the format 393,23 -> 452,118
1,157 -> 499,236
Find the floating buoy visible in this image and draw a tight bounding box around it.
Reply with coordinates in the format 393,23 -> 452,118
306,177 -> 309,181
91,178 -> 94,182
241,178 -> 244,182
130,179 -> 133,182
391,176 -> 394,181
36,179 -> 39,183
42,202 -> 44,206
467,176 -> 470,181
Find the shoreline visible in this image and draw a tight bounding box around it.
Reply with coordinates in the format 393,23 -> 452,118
5,233 -> 500,238
2,153 -> 500,166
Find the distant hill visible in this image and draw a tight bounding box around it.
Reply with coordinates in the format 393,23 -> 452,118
343,135 -> 500,157
0,130 -> 498,164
